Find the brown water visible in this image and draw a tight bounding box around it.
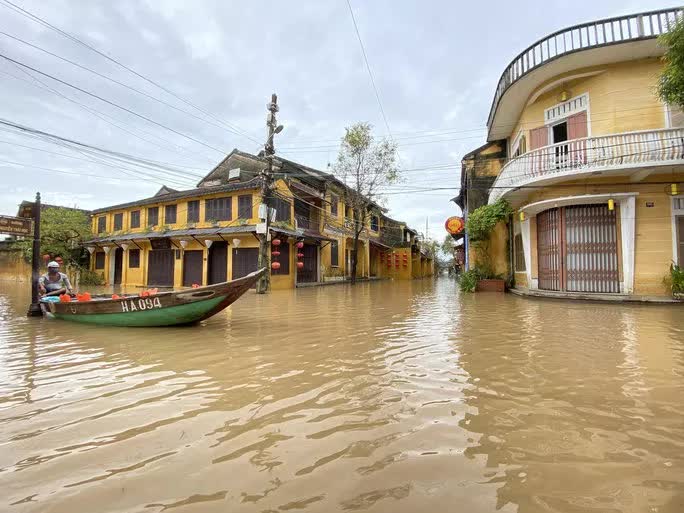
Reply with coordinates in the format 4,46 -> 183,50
1,279 -> 683,513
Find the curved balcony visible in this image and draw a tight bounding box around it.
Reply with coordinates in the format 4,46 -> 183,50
487,8 -> 682,140
489,128 -> 684,205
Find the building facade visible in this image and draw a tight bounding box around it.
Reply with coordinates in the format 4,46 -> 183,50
86,150 -> 433,289
461,8 -> 684,298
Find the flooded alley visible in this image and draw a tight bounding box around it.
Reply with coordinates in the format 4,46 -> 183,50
1,278 -> 684,512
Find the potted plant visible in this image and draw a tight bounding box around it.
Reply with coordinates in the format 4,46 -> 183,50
663,263 -> 684,299
463,199 -> 513,292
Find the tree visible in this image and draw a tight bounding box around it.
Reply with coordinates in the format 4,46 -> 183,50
14,207 -> 92,266
441,234 -> 456,257
657,15 -> 684,108
334,123 -> 398,284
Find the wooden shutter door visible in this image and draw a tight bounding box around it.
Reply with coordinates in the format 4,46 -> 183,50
529,126 -> 548,150
537,209 -> 561,291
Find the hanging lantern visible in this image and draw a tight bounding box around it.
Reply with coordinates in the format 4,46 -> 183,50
272,238 -> 281,246
272,250 -> 281,257
519,211 -> 526,222
297,261 -> 304,269
608,199 -> 615,211
179,240 -> 188,249
205,240 -> 213,248
271,261 -> 281,270
232,238 -> 241,247
296,241 -> 304,249
297,252 -> 304,258
672,183 -> 679,196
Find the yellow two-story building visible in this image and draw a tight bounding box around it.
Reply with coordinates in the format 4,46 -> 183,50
86,150 -> 433,289
460,7 -> 684,299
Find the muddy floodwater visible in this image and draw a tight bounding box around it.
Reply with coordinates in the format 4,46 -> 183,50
1,279 -> 683,512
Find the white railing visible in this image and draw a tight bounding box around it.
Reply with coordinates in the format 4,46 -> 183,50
489,128 -> 684,203
487,8 -> 683,129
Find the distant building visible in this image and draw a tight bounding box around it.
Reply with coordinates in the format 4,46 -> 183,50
459,8 -> 684,298
85,149 -> 433,288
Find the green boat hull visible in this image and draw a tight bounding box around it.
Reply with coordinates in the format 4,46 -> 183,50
51,295 -> 226,327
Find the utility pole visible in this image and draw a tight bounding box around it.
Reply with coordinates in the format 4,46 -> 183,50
256,93 -> 280,294
27,192 -> 43,317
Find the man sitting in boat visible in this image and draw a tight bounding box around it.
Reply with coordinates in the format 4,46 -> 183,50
39,261 -> 73,297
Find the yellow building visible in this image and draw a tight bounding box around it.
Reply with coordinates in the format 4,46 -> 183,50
459,8 -> 684,299
86,150 -> 433,289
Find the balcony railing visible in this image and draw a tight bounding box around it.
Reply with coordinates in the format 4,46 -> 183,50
489,128 -> 684,203
487,8 -> 683,130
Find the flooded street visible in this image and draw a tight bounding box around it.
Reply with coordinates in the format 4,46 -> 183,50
1,279 -> 683,513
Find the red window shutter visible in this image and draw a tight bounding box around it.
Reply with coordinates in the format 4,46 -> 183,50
567,111 -> 588,140
529,126 -> 548,150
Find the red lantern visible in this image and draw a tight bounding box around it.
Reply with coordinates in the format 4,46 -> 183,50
272,238 -> 281,246
271,261 -> 281,270
297,261 -> 304,269
297,252 -> 304,258
296,241 -> 304,249
272,250 -> 281,257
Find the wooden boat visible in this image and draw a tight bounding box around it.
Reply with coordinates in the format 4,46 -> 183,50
41,268 -> 265,327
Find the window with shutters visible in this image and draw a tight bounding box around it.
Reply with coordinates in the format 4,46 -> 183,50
370,215 -> 379,232
514,233 -> 525,272
273,197 -> 291,223
187,201 -> 199,223
330,194 -> 339,216
130,210 -> 140,228
95,252 -> 105,269
205,197 -> 232,221
272,241 -> 290,275
113,213 -> 123,231
330,240 -> 339,267
97,216 -> 106,233
238,195 -> 253,219
129,249 -> 141,268
148,207 -> 159,226
673,196 -> 684,267
165,204 -> 177,224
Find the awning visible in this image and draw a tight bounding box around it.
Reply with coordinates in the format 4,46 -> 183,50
84,225 -> 257,245
369,239 -> 393,250
270,226 -> 336,243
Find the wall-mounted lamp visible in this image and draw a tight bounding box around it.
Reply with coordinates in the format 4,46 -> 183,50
86,246 -> 95,254
103,246 -> 111,255
121,243 -> 129,251
671,183 -> 679,196
519,211 -> 526,222
179,239 -> 188,249
608,199 -> 615,211
205,240 -> 213,248
232,238 -> 241,247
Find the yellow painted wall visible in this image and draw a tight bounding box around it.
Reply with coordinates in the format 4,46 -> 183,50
514,172 -> 684,296
509,58 -> 666,149
469,221 -> 509,277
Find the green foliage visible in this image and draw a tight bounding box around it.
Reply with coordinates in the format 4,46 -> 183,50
79,269 -> 105,286
657,16 -> 684,109
13,207 -> 92,265
458,269 -> 479,292
465,199 -> 513,242
663,263 -> 684,295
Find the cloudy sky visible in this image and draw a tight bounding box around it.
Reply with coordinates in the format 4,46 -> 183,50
0,0 -> 677,240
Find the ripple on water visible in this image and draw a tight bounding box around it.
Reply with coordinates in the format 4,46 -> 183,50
0,279 -> 683,512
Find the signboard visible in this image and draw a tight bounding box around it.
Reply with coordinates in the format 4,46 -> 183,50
150,238 -> 171,250
0,215 -> 33,236
444,216 -> 465,235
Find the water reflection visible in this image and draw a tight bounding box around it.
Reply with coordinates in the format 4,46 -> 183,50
0,279 -> 683,512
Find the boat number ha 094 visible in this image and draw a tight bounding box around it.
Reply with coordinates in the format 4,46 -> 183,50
120,297 -> 162,312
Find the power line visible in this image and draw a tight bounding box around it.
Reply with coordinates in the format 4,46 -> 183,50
0,0 -> 260,144
345,0 -> 392,139
0,52 -> 233,155
0,30 -> 258,146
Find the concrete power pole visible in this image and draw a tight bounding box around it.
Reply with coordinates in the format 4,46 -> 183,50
256,93 -> 280,294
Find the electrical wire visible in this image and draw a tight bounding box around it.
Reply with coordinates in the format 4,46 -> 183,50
0,0 -> 260,144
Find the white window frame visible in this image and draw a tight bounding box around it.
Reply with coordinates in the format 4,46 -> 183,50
672,195 -> 684,266
510,129 -> 525,158
544,93 -> 591,141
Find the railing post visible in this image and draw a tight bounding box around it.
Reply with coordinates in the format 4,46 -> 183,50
637,15 -> 644,37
